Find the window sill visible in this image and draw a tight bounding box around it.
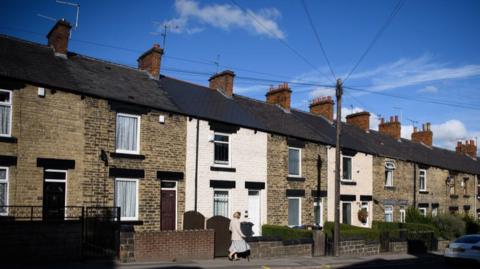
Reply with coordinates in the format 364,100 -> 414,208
463,195 -> 471,198
450,195 -> 459,199
419,191 -> 429,194
340,180 -> 356,186
384,186 -> 395,190
110,152 -> 145,160
120,220 -> 144,226
287,176 -> 305,182
0,136 -> 17,143
210,166 -> 236,172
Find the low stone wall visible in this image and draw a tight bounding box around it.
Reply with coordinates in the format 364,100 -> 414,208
437,240 -> 450,252
248,239 -> 312,259
119,226 -> 215,263
0,221 -> 82,262
339,240 -> 380,256
388,241 -> 408,253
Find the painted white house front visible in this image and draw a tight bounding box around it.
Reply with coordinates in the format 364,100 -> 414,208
327,148 -> 373,228
185,119 -> 268,236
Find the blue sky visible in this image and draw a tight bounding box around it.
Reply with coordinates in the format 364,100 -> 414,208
1,0 -> 480,153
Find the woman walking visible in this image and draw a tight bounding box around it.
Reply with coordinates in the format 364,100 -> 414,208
228,211 -> 250,261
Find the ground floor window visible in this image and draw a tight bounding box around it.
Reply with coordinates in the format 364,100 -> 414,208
342,202 -> 352,225
115,178 -> 139,221
360,202 -> 369,226
0,167 -> 8,215
432,207 -> 438,217
288,197 -> 301,227
384,205 -> 393,222
399,207 -> 406,223
313,200 -> 322,227
419,207 -> 427,217
213,190 -> 229,217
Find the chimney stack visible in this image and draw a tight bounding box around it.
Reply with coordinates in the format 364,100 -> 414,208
309,96 -> 334,121
379,115 -> 401,140
411,122 -> 433,146
346,111 -> 371,132
137,44 -> 164,79
266,83 -> 292,111
456,140 -> 477,159
46,19 -> 72,56
208,70 -> 235,97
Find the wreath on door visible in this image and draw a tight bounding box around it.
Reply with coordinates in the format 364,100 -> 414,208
357,208 -> 368,223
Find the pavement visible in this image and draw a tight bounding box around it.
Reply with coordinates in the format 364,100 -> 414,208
7,251 -> 475,269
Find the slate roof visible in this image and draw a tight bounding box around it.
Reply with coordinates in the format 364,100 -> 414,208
0,34 -> 479,175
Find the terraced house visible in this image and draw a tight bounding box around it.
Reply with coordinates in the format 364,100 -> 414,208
0,20 -> 479,239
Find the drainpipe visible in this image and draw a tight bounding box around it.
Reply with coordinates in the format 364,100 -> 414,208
413,163 -> 417,208
194,119 -> 200,212
475,175 -> 478,219
316,154 -> 322,225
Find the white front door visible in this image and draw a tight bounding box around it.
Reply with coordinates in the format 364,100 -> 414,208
248,190 -> 261,236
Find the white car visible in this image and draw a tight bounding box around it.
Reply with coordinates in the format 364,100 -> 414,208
444,234 -> 480,264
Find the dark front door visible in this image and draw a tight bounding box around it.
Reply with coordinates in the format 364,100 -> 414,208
43,181 -> 66,220
161,190 -> 176,230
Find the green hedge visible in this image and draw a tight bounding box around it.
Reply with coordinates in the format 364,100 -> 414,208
323,222 -> 379,241
261,225 -> 313,240
372,221 -> 439,237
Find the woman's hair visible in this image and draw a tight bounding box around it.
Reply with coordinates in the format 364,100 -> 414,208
233,211 -> 241,218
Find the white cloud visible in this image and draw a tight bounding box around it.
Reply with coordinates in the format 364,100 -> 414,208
160,0 -> 285,39
309,87 -> 335,98
417,85 -> 438,94
235,84 -> 266,94
345,54 -> 480,93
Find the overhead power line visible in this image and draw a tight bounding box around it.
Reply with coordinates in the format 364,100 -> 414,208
343,0 -> 406,83
300,0 -> 337,81
229,0 -> 329,80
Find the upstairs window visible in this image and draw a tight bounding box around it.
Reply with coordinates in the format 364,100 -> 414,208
448,176 -> 455,195
213,134 -> 229,165
419,169 -> 427,191
116,113 -> 140,154
288,147 -> 301,177
385,161 -> 395,187
0,90 -> 12,137
342,156 -> 352,181
462,177 -> 468,195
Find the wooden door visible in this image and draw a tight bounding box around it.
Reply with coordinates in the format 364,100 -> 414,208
161,190 -> 176,230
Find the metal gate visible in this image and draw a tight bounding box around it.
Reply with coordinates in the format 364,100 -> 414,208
83,207 -> 121,259
206,216 -> 231,257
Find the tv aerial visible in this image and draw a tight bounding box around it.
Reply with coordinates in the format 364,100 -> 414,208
37,1 -> 80,38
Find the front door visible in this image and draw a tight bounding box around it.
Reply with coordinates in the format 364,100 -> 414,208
43,170 -> 67,220
248,190 -> 261,236
161,189 -> 176,230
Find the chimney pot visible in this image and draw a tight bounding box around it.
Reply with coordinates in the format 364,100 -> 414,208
456,140 -> 477,158
46,19 -> 72,55
137,44 -> 164,79
411,122 -> 433,146
309,95 -> 334,121
266,83 -> 292,111
208,70 -> 236,97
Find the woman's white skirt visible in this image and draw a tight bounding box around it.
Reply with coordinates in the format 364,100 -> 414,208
229,240 -> 250,253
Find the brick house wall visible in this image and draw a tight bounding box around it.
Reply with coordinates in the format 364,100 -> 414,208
0,81 -> 187,231
373,156 -> 477,221
266,135 -> 328,226
184,119 -> 267,234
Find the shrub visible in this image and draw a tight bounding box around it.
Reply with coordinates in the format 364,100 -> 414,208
405,207 -> 431,224
430,214 -> 466,240
261,224 -> 312,240
462,214 -> 480,234
323,222 -> 379,241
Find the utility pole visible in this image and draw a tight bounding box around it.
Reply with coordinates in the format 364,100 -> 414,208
334,78 -> 343,256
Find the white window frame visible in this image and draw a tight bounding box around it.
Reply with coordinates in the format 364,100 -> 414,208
0,89 -> 13,137
161,180 -> 178,230
385,161 -> 395,187
213,189 -> 230,217
115,113 -> 141,155
313,200 -> 323,227
212,132 -> 231,166
419,207 -> 427,217
115,178 -> 139,221
0,166 -> 9,216
384,205 -> 393,222
341,201 -> 352,225
360,202 -> 369,227
399,207 -> 406,223
341,156 -> 353,181
432,207 -> 438,217
287,197 -> 302,227
462,177 -> 468,195
288,147 -> 302,177
419,169 -> 427,191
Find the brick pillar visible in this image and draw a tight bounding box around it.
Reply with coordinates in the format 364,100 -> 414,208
119,225 -> 135,263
